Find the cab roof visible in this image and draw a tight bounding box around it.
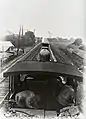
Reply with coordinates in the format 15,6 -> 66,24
4,61 -> 83,80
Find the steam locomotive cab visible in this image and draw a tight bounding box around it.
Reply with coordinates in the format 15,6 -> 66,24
3,39 -> 83,116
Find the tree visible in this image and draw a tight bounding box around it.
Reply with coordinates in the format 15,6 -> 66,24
73,38 -> 82,46
24,31 -> 35,46
5,30 -> 36,55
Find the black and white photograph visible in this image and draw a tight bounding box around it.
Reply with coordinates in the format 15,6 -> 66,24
0,0 -> 85,119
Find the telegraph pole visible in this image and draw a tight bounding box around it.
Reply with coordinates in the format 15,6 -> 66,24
33,29 -> 36,37
48,31 -> 52,38
21,26 -> 24,53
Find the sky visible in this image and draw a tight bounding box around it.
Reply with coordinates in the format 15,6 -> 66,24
0,0 -> 85,40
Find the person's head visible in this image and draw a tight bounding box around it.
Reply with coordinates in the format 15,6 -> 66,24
61,76 -> 67,84
57,76 -> 67,84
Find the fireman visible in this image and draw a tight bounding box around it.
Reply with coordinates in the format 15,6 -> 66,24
55,77 -> 75,113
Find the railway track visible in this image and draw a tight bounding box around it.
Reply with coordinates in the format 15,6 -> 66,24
50,43 -> 74,65
21,43 -> 41,61
2,44 -> 41,71
0,77 -> 9,108
0,43 -> 42,108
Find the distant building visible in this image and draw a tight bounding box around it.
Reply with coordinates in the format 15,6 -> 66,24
0,41 -> 14,52
0,41 -> 14,62
35,37 -> 42,43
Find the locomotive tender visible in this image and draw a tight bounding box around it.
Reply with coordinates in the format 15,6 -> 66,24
3,40 -> 83,116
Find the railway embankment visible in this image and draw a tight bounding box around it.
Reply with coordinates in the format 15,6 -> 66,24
49,39 -> 84,71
